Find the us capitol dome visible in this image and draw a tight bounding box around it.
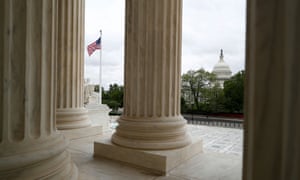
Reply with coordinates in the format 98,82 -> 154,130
212,49 -> 232,87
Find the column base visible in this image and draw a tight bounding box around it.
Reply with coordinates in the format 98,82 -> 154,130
94,135 -> 202,175
56,108 -> 91,130
0,151 -> 78,180
112,116 -> 192,150
0,134 -> 78,179
60,125 -> 103,140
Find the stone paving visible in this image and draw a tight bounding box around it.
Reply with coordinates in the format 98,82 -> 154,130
188,125 -> 243,156
68,118 -> 243,180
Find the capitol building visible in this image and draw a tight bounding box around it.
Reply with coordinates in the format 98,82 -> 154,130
212,49 -> 232,87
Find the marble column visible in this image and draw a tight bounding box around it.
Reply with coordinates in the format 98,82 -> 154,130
112,0 -> 191,150
0,0 -> 77,179
56,0 -> 90,130
243,0 -> 300,179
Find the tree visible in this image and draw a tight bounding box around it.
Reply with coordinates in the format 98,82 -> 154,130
180,96 -> 188,113
200,83 -> 226,113
223,70 -> 245,113
102,83 -> 124,111
181,68 -> 216,111
94,85 -> 99,92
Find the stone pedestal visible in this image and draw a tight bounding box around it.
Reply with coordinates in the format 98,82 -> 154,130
94,0 -> 201,174
0,1 -> 77,179
95,135 -> 202,175
56,0 -> 91,130
86,103 -> 111,132
243,0 -> 300,179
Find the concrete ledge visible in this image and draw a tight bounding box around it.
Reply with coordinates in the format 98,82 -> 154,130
94,135 -> 202,175
60,125 -> 103,140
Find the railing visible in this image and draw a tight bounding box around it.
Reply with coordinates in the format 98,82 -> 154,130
183,114 -> 243,129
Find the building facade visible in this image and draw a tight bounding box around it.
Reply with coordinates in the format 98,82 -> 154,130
212,49 -> 232,88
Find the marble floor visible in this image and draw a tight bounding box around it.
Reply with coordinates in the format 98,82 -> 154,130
66,123 -> 243,180
188,125 -> 243,156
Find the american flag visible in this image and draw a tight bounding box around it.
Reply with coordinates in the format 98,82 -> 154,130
87,37 -> 101,56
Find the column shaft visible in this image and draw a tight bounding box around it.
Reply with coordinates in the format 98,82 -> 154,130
56,0 -> 90,130
243,0 -> 300,179
0,1 -> 77,179
112,0 -> 191,150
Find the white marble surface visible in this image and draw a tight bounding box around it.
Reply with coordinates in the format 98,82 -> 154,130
188,125 -> 243,155
67,124 -> 243,180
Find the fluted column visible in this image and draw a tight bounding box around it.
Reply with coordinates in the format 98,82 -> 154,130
0,0 -> 77,179
243,0 -> 300,179
112,0 -> 191,150
56,0 -> 90,130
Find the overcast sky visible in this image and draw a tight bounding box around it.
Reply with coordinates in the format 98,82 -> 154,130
85,0 -> 246,90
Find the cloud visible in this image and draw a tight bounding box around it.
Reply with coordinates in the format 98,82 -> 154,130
182,0 -> 246,74
85,0 -> 125,89
85,0 -> 246,89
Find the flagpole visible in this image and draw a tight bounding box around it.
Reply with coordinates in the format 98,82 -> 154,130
98,30 -> 102,105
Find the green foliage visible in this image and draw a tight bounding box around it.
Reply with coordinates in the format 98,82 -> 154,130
181,96 -> 189,113
94,85 -> 99,92
181,69 -> 245,114
109,110 -> 122,116
223,71 -> 245,113
102,83 -> 124,111
181,68 -> 217,111
200,84 -> 226,113
105,100 -> 120,111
